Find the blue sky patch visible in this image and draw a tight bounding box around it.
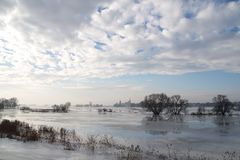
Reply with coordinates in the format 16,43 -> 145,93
94,41 -> 107,51
184,12 -> 194,19
97,6 -> 108,13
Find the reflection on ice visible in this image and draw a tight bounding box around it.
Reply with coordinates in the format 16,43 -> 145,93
0,107 -> 240,158
213,116 -> 237,135
141,115 -> 187,135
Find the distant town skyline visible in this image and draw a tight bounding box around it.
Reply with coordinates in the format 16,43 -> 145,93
0,0 -> 240,105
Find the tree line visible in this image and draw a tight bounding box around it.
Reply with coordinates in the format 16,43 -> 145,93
0,97 -> 18,109
142,93 -> 234,116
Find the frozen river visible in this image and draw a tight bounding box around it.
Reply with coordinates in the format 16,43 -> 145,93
0,106 -> 240,159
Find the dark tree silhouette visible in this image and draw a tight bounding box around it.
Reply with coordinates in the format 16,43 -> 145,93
9,97 -> 18,108
52,102 -> 71,113
167,95 -> 188,115
0,97 -> 18,109
0,103 -> 4,109
143,93 -> 170,116
212,95 -> 233,115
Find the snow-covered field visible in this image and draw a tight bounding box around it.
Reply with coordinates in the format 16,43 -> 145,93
1,106 -> 240,159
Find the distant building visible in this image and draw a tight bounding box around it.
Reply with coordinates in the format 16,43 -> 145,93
113,99 -> 140,107
75,103 -> 103,107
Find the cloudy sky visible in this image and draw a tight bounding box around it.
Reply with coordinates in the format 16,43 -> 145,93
0,0 -> 240,105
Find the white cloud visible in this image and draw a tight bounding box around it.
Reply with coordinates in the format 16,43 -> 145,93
0,0 -> 240,86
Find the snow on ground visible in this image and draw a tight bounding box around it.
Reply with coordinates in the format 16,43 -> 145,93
1,106 -> 240,159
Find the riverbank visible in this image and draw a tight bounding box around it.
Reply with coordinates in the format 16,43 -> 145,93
1,119 -> 240,160
1,107 -> 240,159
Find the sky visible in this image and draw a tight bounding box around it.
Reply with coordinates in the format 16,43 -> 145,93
0,0 -> 240,105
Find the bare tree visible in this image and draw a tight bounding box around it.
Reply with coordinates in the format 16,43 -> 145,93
63,102 -> 71,112
52,102 -> 71,113
213,95 -> 233,115
9,97 -> 18,108
167,95 -> 188,115
0,97 -> 18,109
143,93 -> 170,116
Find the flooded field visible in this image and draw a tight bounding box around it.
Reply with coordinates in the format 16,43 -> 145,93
1,106 -> 240,159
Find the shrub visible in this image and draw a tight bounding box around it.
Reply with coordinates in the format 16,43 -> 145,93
0,119 -> 39,141
52,102 -> 71,113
